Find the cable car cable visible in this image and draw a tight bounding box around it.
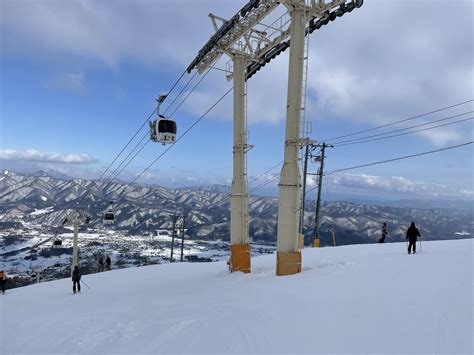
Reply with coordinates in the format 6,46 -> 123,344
162,70 -> 199,116
104,70 -> 213,185
102,132 -> 150,185
168,69 -> 211,118
129,86 -> 233,186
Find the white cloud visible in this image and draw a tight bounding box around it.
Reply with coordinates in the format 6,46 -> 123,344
0,148 -> 96,164
45,72 -> 87,95
2,0 -> 472,142
328,173 -> 471,198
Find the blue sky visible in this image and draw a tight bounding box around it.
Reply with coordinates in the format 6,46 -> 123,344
1,0 -> 473,200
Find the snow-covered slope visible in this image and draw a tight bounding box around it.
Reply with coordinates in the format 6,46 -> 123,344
1,240 -> 472,354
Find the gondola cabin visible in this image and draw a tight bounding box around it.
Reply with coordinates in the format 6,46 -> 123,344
103,212 -> 115,224
150,115 -> 177,144
53,239 -> 62,247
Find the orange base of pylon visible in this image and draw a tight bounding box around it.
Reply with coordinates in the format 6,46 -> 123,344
276,251 -> 302,276
230,243 -> 251,273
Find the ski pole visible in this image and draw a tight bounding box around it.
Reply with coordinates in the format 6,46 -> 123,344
81,279 -> 91,290
419,237 -> 422,253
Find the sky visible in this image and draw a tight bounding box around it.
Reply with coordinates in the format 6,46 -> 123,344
1,0 -> 473,201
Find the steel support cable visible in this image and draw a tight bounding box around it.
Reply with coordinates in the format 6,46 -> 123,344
104,134 -> 151,184
323,99 -> 473,142
249,160 -> 283,185
117,86 -> 234,199
168,69 -> 211,118
333,117 -> 474,147
162,70 -> 199,116
68,70 -> 190,209
101,69 -> 213,192
250,174 -> 279,192
95,69 -> 189,183
330,111 -> 474,145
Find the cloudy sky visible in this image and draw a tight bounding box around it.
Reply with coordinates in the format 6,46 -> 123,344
1,0 -> 473,200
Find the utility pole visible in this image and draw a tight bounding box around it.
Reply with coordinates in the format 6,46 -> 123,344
180,214 -> 186,262
300,141 -> 318,245
312,143 -> 333,247
170,213 -> 177,263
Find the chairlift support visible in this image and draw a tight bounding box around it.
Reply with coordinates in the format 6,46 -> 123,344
149,95 -> 177,145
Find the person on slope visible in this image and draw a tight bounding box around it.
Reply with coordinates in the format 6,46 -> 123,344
406,222 -> 421,254
105,255 -> 111,271
378,222 -> 387,243
72,266 -> 81,294
0,270 -> 7,294
98,256 -> 105,272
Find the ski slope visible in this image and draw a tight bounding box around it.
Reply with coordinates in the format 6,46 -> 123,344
1,239 -> 472,354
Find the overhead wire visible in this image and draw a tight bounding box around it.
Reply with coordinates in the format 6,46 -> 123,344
304,141 -> 473,194
328,141 -> 474,175
333,116 -> 473,147
322,99 -> 473,142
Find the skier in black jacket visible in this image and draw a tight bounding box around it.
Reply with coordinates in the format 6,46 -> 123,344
379,222 -> 387,243
72,266 -> 81,294
406,222 -> 421,254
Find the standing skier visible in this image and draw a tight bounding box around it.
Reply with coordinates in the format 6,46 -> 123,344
0,270 -> 7,294
105,256 -> 111,271
72,266 -> 81,294
379,222 -> 387,243
98,256 -> 105,272
406,222 -> 421,254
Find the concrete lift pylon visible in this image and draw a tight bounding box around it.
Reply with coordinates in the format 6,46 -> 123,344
186,0 -> 364,275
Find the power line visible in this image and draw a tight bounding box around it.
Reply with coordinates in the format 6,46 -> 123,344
304,141 -> 473,194
334,116 -> 473,147
327,141 -> 473,175
331,111 -> 473,145
323,99 -> 473,142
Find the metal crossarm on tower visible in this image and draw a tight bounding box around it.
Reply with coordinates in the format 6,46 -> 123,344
186,0 -> 364,276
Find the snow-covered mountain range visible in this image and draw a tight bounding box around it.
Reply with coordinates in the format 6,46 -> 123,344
1,169 -> 472,244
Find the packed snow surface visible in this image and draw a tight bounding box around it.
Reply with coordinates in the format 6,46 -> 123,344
1,239 -> 472,354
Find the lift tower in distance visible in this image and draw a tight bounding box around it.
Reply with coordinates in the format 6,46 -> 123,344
62,209 -> 90,277
186,0 -> 364,275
